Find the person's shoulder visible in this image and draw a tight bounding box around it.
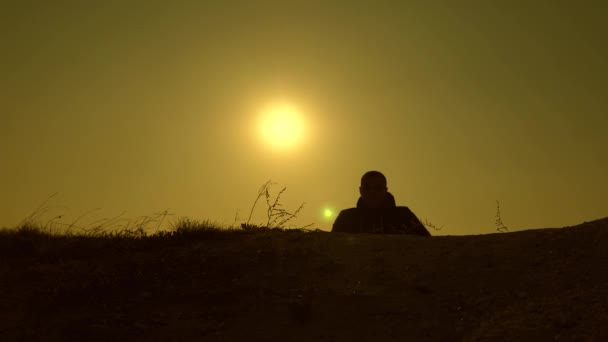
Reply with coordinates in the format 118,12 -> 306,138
392,206 -> 423,221
338,208 -> 359,216
335,208 -> 360,221
332,208 -> 360,232
394,206 -> 415,214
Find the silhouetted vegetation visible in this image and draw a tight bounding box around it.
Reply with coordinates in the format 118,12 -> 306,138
495,200 -> 509,233
3,212 -> 608,341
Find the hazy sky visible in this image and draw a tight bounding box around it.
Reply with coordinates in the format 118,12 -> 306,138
2,1 -> 606,234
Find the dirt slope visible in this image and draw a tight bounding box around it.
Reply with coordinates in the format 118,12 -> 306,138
1,218 -> 607,341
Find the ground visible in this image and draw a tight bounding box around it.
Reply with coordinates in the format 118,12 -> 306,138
1,217 -> 607,341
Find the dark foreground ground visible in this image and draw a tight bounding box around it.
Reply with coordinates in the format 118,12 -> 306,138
1,218 -> 608,341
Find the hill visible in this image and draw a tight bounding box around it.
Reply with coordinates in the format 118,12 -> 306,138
1,218 -> 607,341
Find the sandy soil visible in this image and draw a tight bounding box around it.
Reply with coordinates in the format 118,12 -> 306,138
1,217 -> 607,341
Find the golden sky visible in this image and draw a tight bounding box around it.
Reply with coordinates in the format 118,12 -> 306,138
2,1 -> 607,234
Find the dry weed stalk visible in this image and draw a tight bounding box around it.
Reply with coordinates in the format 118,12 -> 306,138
243,180 -> 310,230
495,200 -> 509,233
423,219 -> 443,231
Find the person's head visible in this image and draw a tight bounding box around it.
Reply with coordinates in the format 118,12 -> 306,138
359,171 -> 388,208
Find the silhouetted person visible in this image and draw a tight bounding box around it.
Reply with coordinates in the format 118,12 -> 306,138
332,171 -> 431,235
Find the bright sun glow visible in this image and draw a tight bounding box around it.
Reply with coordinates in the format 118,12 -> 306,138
258,102 -> 305,150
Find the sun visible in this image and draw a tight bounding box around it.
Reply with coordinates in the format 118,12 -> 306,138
258,102 -> 305,150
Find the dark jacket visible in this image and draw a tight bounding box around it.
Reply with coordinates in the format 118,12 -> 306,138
332,192 -> 431,236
